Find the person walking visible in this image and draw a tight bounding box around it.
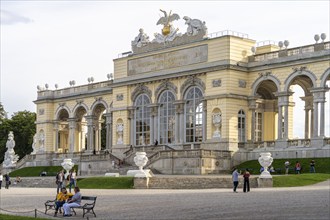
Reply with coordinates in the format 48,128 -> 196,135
63,186 -> 82,217
0,173 -> 3,189
4,173 -> 10,189
284,160 -> 290,175
295,161 -> 301,174
310,160 -> 316,173
232,168 -> 239,193
56,170 -> 64,193
243,169 -> 250,193
68,169 -> 77,193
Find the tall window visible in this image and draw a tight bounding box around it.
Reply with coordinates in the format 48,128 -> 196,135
185,87 -> 203,143
159,91 -> 176,144
255,112 -> 263,141
135,94 -> 151,145
238,110 -> 246,142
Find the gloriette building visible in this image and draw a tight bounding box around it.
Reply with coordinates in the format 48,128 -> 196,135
31,11 -> 329,175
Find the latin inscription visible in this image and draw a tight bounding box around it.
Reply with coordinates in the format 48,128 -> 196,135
128,45 -> 208,75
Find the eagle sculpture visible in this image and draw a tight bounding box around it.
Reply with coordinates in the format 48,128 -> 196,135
156,9 -> 180,26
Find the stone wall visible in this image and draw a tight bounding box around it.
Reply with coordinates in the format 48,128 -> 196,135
9,177 -> 57,188
147,176 -> 258,189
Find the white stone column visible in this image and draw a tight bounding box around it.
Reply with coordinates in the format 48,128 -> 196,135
310,109 -> 314,138
68,118 -> 76,153
85,115 -> 95,154
319,101 -> 325,137
277,105 -> 282,140
283,104 -> 289,140
174,101 -> 184,144
304,109 -> 309,139
128,107 -> 135,145
313,101 -> 319,138
105,113 -> 112,151
251,109 -> 256,142
202,100 -> 207,142
54,122 -> 59,152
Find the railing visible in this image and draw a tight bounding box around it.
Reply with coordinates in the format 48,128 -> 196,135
37,81 -> 113,99
146,149 -> 231,166
253,41 -> 329,62
256,40 -> 277,47
208,30 -> 249,39
287,139 -> 311,147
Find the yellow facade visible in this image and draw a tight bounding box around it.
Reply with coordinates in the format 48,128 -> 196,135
34,29 -> 330,163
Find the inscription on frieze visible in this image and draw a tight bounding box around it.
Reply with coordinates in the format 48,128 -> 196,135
128,45 -> 208,75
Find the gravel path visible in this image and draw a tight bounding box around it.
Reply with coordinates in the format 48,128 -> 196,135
0,180 -> 329,220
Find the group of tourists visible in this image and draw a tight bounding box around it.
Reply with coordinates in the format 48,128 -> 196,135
232,168 -> 251,193
54,169 -> 81,217
56,169 -> 77,193
284,160 -> 316,174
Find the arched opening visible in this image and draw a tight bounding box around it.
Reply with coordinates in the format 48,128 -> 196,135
255,80 -> 278,141
288,75 -> 314,139
92,104 -> 106,152
184,86 -> 203,143
135,94 -> 151,145
74,106 -> 87,152
158,90 -> 176,144
57,109 -> 69,153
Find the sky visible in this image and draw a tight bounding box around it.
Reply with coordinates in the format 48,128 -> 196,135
0,0 -> 329,137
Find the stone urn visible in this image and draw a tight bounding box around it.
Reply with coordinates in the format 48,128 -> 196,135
134,152 -> 148,171
258,152 -> 273,178
61,158 -> 75,179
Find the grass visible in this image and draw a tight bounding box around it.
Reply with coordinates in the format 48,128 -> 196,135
8,165 -> 79,177
0,214 -> 49,220
236,157 -> 330,175
273,173 -> 330,187
77,176 -> 134,189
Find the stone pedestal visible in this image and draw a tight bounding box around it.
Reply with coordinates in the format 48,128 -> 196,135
257,178 -> 273,188
127,169 -> 153,177
134,177 -> 149,189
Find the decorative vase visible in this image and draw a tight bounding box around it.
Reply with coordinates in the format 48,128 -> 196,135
61,158 -> 75,179
134,152 -> 148,171
258,152 -> 273,178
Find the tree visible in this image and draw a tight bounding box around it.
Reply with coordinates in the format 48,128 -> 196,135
0,102 -> 7,120
0,110 -> 36,163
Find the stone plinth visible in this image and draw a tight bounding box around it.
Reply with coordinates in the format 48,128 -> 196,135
257,178 -> 273,188
105,173 -> 120,177
127,169 -> 153,177
134,177 -> 149,189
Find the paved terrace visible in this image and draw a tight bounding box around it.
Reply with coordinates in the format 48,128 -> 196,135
0,179 -> 329,220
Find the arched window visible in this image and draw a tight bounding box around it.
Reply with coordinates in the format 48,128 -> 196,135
158,91 -> 176,144
135,94 -> 151,145
185,87 -> 203,143
238,110 -> 246,142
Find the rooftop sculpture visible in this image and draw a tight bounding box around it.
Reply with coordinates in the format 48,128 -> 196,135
131,10 -> 208,53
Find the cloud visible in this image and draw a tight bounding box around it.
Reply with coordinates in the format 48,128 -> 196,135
1,9 -> 33,25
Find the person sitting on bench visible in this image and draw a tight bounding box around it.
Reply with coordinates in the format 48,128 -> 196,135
63,186 -> 82,217
54,187 -> 72,216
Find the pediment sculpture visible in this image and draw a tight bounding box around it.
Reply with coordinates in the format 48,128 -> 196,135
131,10 -> 208,53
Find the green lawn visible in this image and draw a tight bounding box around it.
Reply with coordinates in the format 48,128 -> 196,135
0,214 -> 49,220
273,173 -> 330,187
8,165 -> 79,177
236,157 -> 330,175
77,176 -> 134,189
